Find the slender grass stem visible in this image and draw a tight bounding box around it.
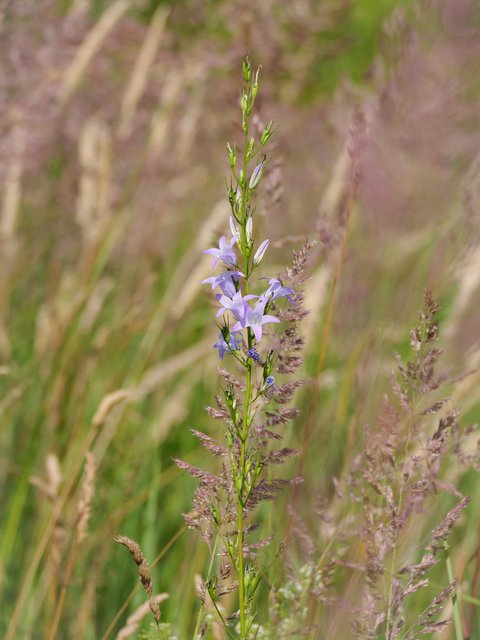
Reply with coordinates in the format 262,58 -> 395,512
47,536 -> 79,640
445,541 -> 465,640
5,426 -> 98,640
385,405 -> 415,639
192,533 -> 220,638
211,598 -> 238,640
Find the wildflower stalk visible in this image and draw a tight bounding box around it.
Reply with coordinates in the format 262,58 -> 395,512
237,61 -> 255,640
182,57 -> 298,640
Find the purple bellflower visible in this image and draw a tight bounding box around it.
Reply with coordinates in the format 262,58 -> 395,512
214,331 -> 242,360
262,278 -> 295,302
202,270 -> 243,298
204,236 -> 237,268
216,291 -> 256,322
232,298 -> 280,342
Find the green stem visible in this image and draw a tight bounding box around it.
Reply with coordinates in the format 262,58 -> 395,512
240,110 -> 250,281
192,533 -> 220,638
386,332 -> 432,639
238,360 -> 252,639
236,72 -> 254,640
211,598 -> 238,640
445,542 -> 464,640
385,399 -> 416,639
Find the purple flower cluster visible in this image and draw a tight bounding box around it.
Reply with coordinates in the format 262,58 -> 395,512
203,234 -> 294,358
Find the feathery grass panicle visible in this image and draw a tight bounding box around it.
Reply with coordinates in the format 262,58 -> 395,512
340,291 -> 474,639
267,289 -> 477,639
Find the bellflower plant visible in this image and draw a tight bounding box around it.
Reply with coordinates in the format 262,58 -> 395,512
175,59 -> 309,640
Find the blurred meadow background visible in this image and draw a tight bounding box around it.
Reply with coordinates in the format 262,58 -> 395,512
2,0 -> 480,638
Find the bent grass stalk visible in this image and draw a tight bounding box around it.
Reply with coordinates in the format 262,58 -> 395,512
101,527 -> 185,640
192,532 -> 220,638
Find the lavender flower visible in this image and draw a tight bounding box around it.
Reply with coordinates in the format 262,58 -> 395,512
213,331 -> 242,360
202,270 -> 243,297
262,278 -> 295,302
232,298 -> 280,342
203,236 -> 237,268
215,290 -> 255,322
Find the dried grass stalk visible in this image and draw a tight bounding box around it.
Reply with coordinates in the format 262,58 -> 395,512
92,389 -> 132,428
60,0 -> 131,104
118,5 -> 169,138
48,452 -> 97,640
30,454 -> 65,579
76,451 -> 96,543
76,117 -> 112,243
114,535 -> 162,627
1,112 -> 24,241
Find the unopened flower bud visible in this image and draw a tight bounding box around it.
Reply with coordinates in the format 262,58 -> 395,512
230,216 -> 240,244
252,68 -> 261,100
241,93 -> 248,114
227,142 -> 236,169
246,216 -> 253,244
247,348 -> 261,362
242,57 -> 251,82
265,375 -> 275,387
260,120 -> 274,146
253,238 -> 269,266
249,162 -> 263,190
248,137 -> 255,158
